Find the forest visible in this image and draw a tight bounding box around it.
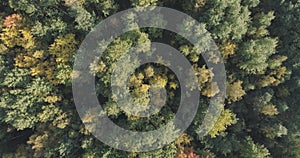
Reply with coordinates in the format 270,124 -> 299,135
0,0 -> 300,157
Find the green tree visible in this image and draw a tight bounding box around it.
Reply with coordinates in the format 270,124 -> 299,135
201,0 -> 252,42
240,137 -> 270,158
236,38 -> 278,74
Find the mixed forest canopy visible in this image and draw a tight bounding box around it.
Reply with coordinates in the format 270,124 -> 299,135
0,0 -> 300,157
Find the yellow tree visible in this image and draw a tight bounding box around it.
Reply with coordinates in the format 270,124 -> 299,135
49,34 -> 77,63
226,80 -> 246,104
208,109 -> 237,138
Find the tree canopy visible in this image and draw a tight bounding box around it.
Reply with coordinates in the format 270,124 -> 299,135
0,0 -> 299,157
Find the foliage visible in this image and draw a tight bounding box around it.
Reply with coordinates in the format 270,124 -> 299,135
226,80 -> 246,104
0,0 -> 299,157
208,109 -> 237,138
237,37 -> 278,74
240,137 -> 270,158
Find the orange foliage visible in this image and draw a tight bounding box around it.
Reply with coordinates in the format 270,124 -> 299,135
177,146 -> 200,158
176,134 -> 199,158
3,14 -> 22,28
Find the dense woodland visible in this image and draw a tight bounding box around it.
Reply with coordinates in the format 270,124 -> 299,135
0,0 -> 300,157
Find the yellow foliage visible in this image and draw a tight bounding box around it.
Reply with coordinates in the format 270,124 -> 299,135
27,130 -> 57,158
261,105 -> 279,116
2,28 -> 40,73
208,52 -> 221,64
44,95 -> 62,103
82,112 -> 98,124
208,109 -> 237,138
221,41 -> 237,59
14,54 -> 37,68
150,75 -> 168,88
258,66 -> 288,88
10,33 -> 77,85
144,66 -> 154,77
194,65 -> 213,89
33,50 -> 45,59
71,70 -> 81,79
0,44 -> 8,54
226,80 -> 246,104
129,75 -> 142,87
89,60 -> 106,74
0,28 -> 35,50
30,63 -> 45,76
189,53 -> 199,63
193,65 -> 220,97
52,112 -> 70,129
45,66 -> 58,85
194,0 -> 206,8
169,82 -> 178,90
175,133 -> 191,145
20,29 -> 35,50
0,28 -> 20,48
137,72 -> 144,80
28,132 -> 49,150
135,84 -> 150,94
257,75 -> 277,88
49,34 -> 77,63
255,27 -> 270,38
65,0 -> 86,7
201,81 -> 220,97
169,91 -> 175,98
270,66 -> 287,79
